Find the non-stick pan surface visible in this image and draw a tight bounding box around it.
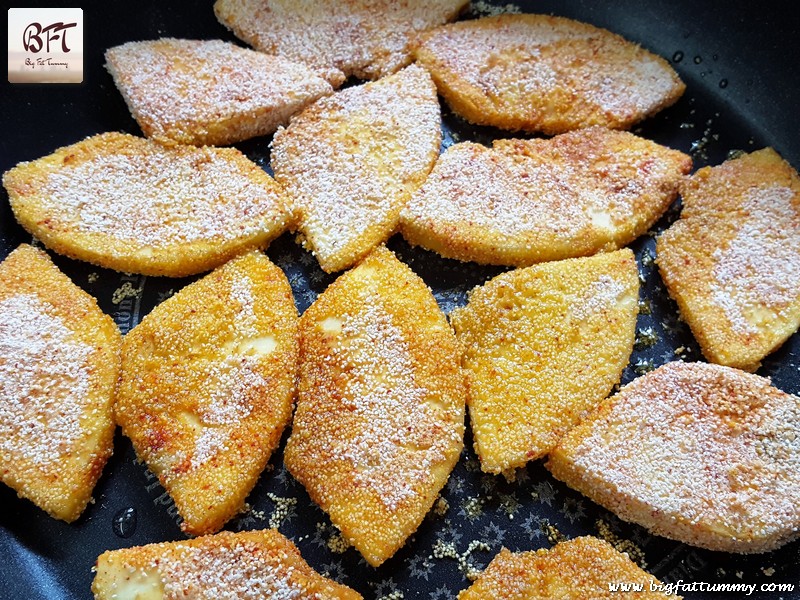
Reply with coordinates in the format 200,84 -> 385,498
1,1 -> 798,598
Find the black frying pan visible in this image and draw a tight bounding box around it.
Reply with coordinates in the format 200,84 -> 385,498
1,1 -> 798,598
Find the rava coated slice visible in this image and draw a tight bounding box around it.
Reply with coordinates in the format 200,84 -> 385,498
92,529 -> 362,600
3,132 -> 291,277
401,127 -> 690,267
413,13 -> 684,133
548,361 -> 800,554
284,246 -> 465,567
114,251 -> 299,536
450,249 -> 639,475
0,244 -> 121,522
272,64 -> 441,273
657,148 -> 800,372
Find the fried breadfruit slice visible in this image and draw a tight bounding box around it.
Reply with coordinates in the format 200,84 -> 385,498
284,246 -> 465,566
450,249 -> 638,475
413,13 -> 685,133
115,251 -> 298,536
0,244 -> 121,522
2,132 -> 291,277
272,64 -> 440,273
401,127 -> 691,267
547,361 -> 800,554
458,537 -> 676,599
214,0 -> 467,87
92,529 -> 362,600
657,148 -> 800,372
105,38 -> 332,146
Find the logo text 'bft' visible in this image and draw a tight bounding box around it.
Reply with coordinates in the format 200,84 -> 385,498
23,22 -> 78,54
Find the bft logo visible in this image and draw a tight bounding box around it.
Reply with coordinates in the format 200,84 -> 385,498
8,8 -> 84,83
23,21 -> 78,54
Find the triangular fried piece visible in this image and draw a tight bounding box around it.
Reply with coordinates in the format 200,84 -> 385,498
115,251 -> 298,536
401,127 -> 691,267
450,249 -> 638,475
413,13 -> 685,133
272,64 -> 441,273
214,0 -> 467,87
458,537 -> 674,599
547,361 -> 800,554
105,38 -> 332,146
284,246 -> 464,566
92,529 -> 362,599
657,148 -> 800,372
2,132 -> 291,277
0,244 -> 120,522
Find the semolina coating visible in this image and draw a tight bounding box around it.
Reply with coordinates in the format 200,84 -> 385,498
92,529 -> 362,599
400,127 -> 691,267
284,246 -> 465,567
2,132 -> 292,277
114,251 -> 299,536
0,244 -> 121,522
272,64 -> 441,273
458,537 -> 677,599
105,38 -> 332,146
656,148 -> 800,372
547,361 -> 800,554
450,249 -> 639,475
214,0 -> 468,87
413,13 -> 685,134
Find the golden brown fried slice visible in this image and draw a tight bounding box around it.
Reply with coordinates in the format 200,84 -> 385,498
115,251 -> 298,536
2,132 -> 291,277
458,537 -> 676,599
547,361 -> 800,554
272,64 -> 440,273
92,529 -> 362,600
214,0 -> 467,87
450,250 -> 638,475
413,13 -> 685,133
284,246 -> 464,566
657,148 -> 800,372
105,38 -> 332,146
0,244 -> 120,522
401,127 -> 691,267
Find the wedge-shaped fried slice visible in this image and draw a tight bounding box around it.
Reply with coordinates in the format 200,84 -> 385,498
3,132 -> 291,277
92,529 -> 362,600
401,127 -> 691,267
657,148 -> 800,372
272,64 -> 440,273
214,0 -> 467,87
0,244 -> 120,522
458,537 -> 675,599
450,250 -> 638,475
105,38 -> 332,146
284,246 -> 464,566
413,14 -> 685,133
547,361 -> 800,554
115,251 -> 298,535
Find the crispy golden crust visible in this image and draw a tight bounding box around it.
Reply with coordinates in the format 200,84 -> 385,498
284,246 -> 465,566
656,148 -> 800,372
458,537 -> 676,599
413,13 -> 685,134
105,38 -> 332,146
547,361 -> 800,554
92,529 -> 362,599
450,250 -> 638,475
0,244 -> 121,522
2,132 -> 291,277
114,251 -> 298,536
272,64 -> 441,273
401,127 -> 691,267
214,0 -> 467,87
